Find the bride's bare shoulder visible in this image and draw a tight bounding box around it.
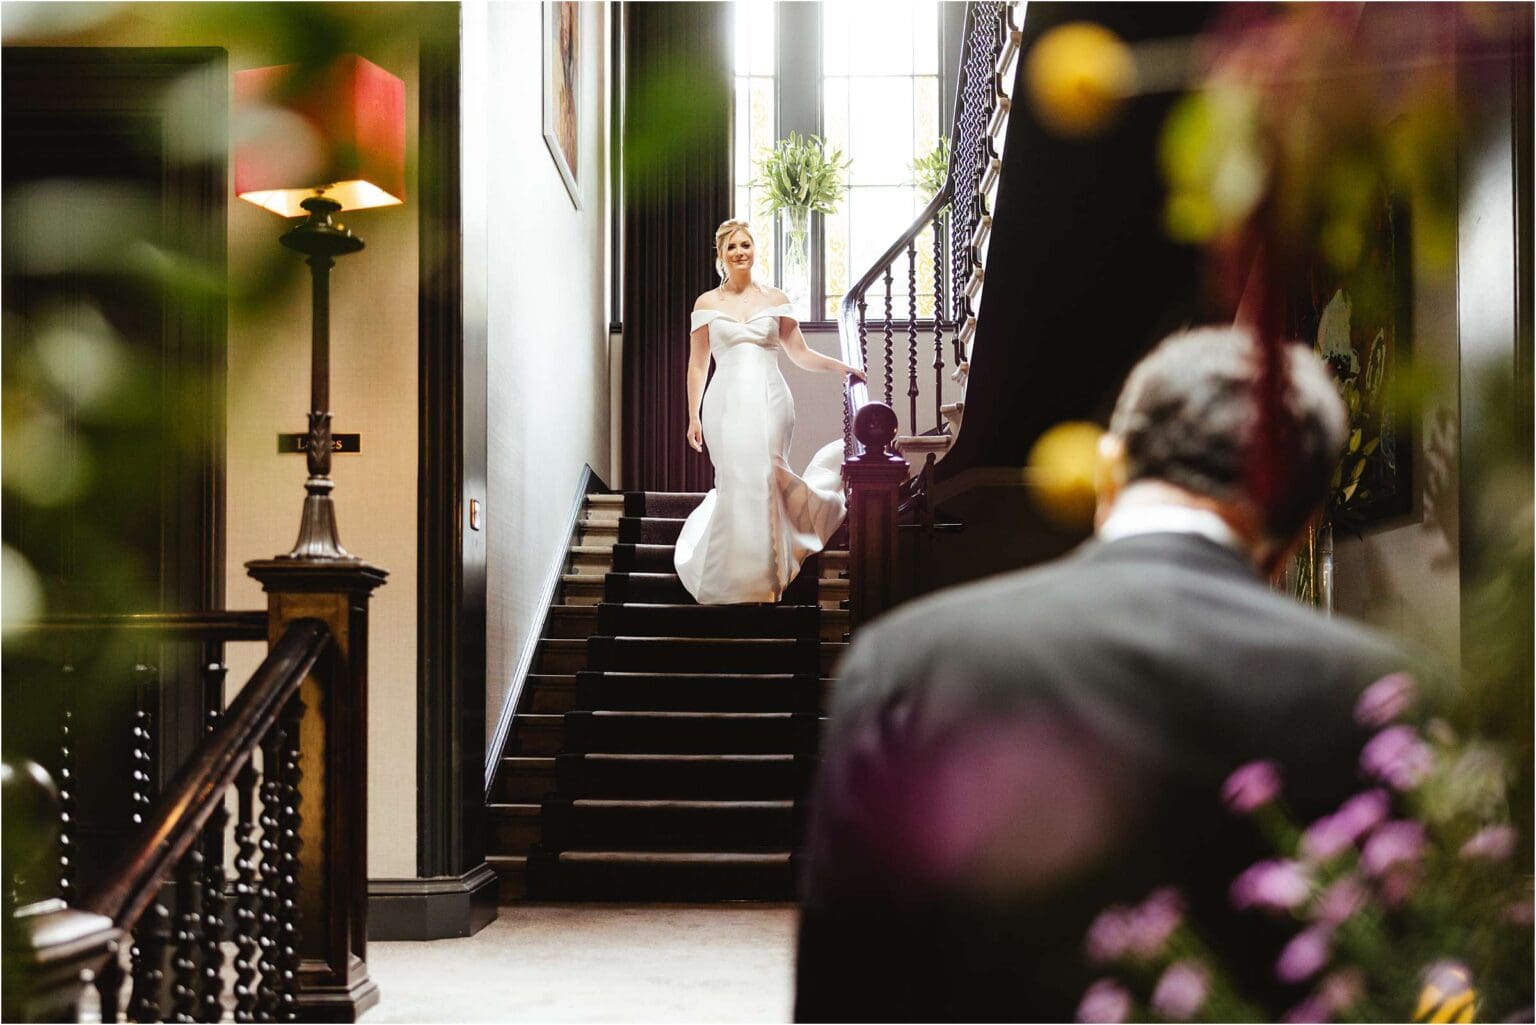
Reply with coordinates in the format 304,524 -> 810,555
762,285 -> 790,306
693,289 -> 721,311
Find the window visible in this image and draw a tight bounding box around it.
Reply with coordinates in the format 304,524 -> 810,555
732,2 -> 778,287
730,2 -> 953,323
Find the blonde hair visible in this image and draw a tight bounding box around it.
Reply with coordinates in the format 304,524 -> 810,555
714,219 -> 755,282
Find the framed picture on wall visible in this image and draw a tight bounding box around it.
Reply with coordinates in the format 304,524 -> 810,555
543,0 -> 581,209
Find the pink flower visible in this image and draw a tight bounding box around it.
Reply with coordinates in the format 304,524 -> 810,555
1360,726 -> 1434,790
1361,820 -> 1426,876
1354,672 -> 1418,727
1076,978 -> 1132,1024
1222,759 -> 1282,813
1318,969 -> 1365,1013
1301,790 -> 1392,862
1084,906 -> 1134,964
1127,888 -> 1185,958
1276,925 -> 1333,983
1151,961 -> 1210,1020
1313,875 -> 1367,926
1460,824 -> 1517,862
1231,859 -> 1312,911
1282,996 -> 1332,1023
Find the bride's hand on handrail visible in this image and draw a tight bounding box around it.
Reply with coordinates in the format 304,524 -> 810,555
842,364 -> 866,384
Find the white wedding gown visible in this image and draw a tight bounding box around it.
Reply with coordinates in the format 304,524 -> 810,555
674,303 -> 846,604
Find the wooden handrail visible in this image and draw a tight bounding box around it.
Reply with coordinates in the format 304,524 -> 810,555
12,610 -> 269,642
82,617 -> 330,932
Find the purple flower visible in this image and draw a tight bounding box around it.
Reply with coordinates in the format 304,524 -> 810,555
1151,961 -> 1210,1020
1282,996 -> 1332,1023
1361,820 -> 1426,876
1314,875 -> 1367,926
1460,824 -> 1517,862
1354,672 -> 1418,727
1222,759 -> 1282,813
1276,925 -> 1334,984
1127,888 -> 1185,958
1360,726 -> 1434,790
1076,978 -> 1132,1024
1231,859 -> 1312,912
1301,790 -> 1392,862
1084,906 -> 1134,963
1318,969 -> 1365,1013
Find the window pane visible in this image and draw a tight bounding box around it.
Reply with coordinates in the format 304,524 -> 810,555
735,1 -> 776,77
749,77 -> 775,171
849,187 -> 918,287
849,77 -> 914,185
847,2 -> 916,76
823,77 -> 849,167
734,79 -> 750,183
914,76 -> 940,163
749,199 -> 775,282
824,203 -> 850,319
822,2 -> 851,76
911,2 -> 939,75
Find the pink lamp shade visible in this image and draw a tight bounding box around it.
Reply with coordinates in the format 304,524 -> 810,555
235,54 -> 405,217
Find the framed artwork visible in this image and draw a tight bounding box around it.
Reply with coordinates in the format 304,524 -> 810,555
1294,194 -> 1414,532
543,0 -> 581,209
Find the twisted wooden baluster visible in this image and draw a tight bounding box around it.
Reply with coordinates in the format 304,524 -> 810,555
906,239 -> 919,434
57,669 -> 76,902
199,658 -> 229,1023
200,798 -> 229,1022
95,944 -> 126,1023
933,211 -> 947,423
131,661 -> 157,828
232,760 -> 261,1023
275,696 -> 305,1022
172,840 -> 205,1021
129,901 -> 171,1022
882,265 -> 894,408
254,728 -> 285,1021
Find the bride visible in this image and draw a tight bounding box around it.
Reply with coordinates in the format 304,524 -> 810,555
674,218 -> 864,605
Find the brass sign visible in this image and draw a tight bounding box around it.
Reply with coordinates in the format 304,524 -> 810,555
278,433 -> 361,454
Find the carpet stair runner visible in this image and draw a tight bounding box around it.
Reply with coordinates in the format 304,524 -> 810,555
487,490 -> 850,901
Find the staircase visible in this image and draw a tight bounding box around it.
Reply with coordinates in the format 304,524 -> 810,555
487,490 -> 850,901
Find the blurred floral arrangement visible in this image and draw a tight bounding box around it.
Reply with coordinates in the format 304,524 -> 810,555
911,137 -> 950,205
750,131 -> 851,217
1077,673 -> 1532,1024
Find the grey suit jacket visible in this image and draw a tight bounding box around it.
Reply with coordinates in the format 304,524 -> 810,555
796,532 -> 1404,1022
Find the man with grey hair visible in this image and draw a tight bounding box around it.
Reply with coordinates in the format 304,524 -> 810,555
795,327 -> 1405,1023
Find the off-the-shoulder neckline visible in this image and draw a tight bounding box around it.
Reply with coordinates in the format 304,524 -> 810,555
696,303 -> 793,323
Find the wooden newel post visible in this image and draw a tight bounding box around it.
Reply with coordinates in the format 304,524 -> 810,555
246,558 -> 387,1023
843,403 -> 910,630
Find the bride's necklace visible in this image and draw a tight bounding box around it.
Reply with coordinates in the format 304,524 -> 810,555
718,279 -> 762,317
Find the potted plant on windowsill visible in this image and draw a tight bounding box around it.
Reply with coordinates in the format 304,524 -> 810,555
751,132 -> 851,318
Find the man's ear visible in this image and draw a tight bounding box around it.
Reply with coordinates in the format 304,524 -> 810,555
1094,433 -> 1127,528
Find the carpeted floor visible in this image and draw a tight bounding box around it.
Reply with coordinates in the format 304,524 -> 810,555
362,903 -> 798,1023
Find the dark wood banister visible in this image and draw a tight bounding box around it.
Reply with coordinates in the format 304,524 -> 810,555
82,617 -> 329,932
17,610 -> 269,642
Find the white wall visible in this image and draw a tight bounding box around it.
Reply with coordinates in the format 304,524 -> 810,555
481,0 -> 612,745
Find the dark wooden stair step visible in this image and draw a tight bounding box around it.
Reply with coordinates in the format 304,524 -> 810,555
556,752 -> 815,799
546,606 -> 598,639
587,636 -> 822,674
527,849 -> 795,901
595,602 -> 823,639
542,798 -> 799,851
487,854 -> 527,903
495,756 -> 556,802
524,674 -> 576,713
618,516 -> 687,544
611,543 -> 679,573
575,671 -> 825,713
624,492 -> 706,518
563,710 -> 821,754
512,714 -> 564,756
602,565 -> 820,605
486,803 -> 541,854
